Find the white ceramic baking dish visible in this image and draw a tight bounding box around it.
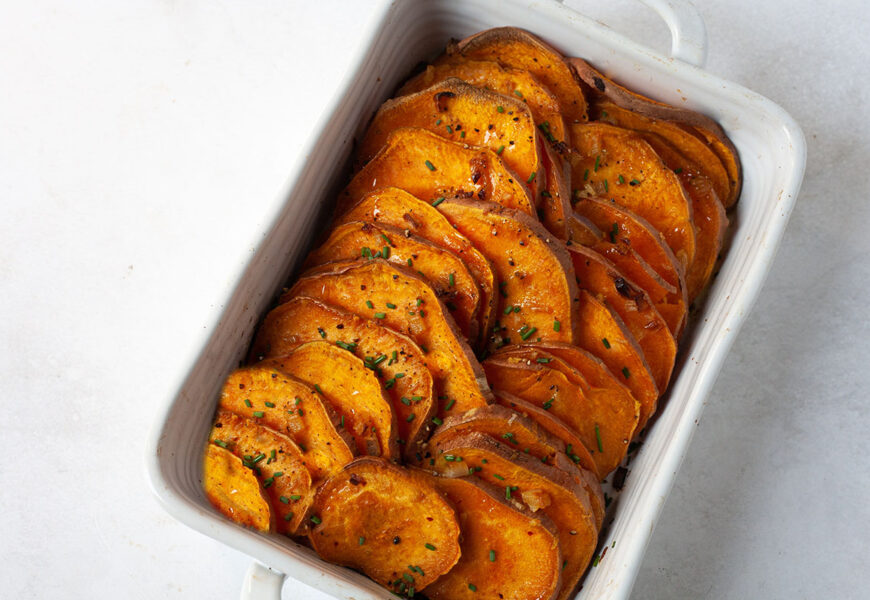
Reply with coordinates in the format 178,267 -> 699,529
146,1 -> 806,598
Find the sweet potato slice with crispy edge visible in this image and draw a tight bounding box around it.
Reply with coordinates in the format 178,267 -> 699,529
308,457 -> 461,594
397,58 -> 568,145
249,297 -> 435,462
483,356 -> 636,476
574,196 -> 688,337
569,122 -> 696,271
494,390 -> 598,478
203,443 -> 275,533
435,199 -> 579,352
260,342 -> 400,461
430,432 -> 597,600
575,289 -> 659,429
642,133 -> 728,303
570,57 -> 741,206
426,404 -> 604,527
337,127 -> 534,216
209,409 -> 314,536
568,244 -> 677,394
449,27 -> 588,126
217,365 -> 355,480
567,213 -> 603,246
337,187 -> 497,349
591,100 -> 731,212
359,78 -> 545,200
281,259 -> 493,417
420,473 -> 563,600
540,140 -> 573,238
303,221 -> 481,343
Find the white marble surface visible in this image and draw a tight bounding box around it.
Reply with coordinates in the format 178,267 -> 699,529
1,0 -> 868,598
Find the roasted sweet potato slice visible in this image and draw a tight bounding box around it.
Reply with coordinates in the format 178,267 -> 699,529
436,199 -> 579,352
359,78 -> 545,199
642,133 -> 727,303
261,342 -> 399,460
304,221 -> 481,343
449,27 -> 588,125
210,409 -> 313,535
203,443 -> 275,533
567,213 -> 603,245
431,432 -> 597,600
568,244 -> 677,394
217,365 -> 355,480
540,141 -> 573,238
569,122 -> 696,270
591,99 -> 731,212
309,457 -> 461,594
337,187 -> 497,347
422,474 -> 563,600
397,58 -> 567,144
571,57 -> 741,206
427,404 -> 604,526
249,297 -> 435,462
281,259 -> 493,416
338,127 -> 534,216
483,355 -> 636,476
575,289 -> 659,429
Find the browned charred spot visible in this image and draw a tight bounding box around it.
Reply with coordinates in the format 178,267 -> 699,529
477,189 -> 486,200
238,383 -> 245,390
613,277 -> 633,298
402,212 -> 420,229
553,140 -> 569,155
612,466 -> 628,490
360,284 -> 366,290
360,222 -> 374,234
434,91 -> 455,112
456,190 -> 474,199
349,473 -> 366,486
593,76 -> 606,92
214,422 -> 222,428
336,323 -> 344,329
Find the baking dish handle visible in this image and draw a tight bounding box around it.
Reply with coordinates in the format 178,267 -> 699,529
559,0 -> 709,67
240,561 -> 284,600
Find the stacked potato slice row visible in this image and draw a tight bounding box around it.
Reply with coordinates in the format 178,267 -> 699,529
202,26 -> 740,600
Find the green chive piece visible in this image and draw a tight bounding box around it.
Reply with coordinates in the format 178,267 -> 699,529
374,312 -> 386,319
594,155 -> 600,172
407,258 -> 413,266
340,415 -> 344,428
310,515 -> 322,525
424,160 -> 436,171
432,417 -> 443,426
448,272 -> 455,287
314,384 -> 322,394
406,414 -> 416,423
536,357 -> 551,363
289,494 -> 301,500
279,496 -> 290,504
622,366 -> 631,379
526,171 -> 537,184
284,512 -> 294,521
674,167 -> 683,174
496,144 -> 505,155
403,573 -> 414,583
252,411 -> 264,418
503,305 -> 513,315
461,130 -> 466,138
595,423 -> 604,452
493,473 -> 505,481
445,398 -> 456,411
553,319 -> 561,332
630,178 -> 641,185
264,401 -> 275,408
401,397 -> 411,406
618,174 -> 625,184
435,119 -> 442,126
382,245 -> 390,259
359,536 -> 366,546
604,179 -> 609,192
213,439 -> 228,449
602,338 -> 611,349
469,583 -> 477,592
489,549 -> 496,562
514,89 -> 523,98
583,168 -> 590,181
431,197 -> 445,207
520,327 -> 537,341
366,300 -> 374,309
497,105 -> 505,113
425,543 -> 436,551
610,222 -> 619,243
446,125 -> 453,134
244,399 -> 252,408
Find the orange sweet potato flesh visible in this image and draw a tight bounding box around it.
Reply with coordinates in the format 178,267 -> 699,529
483,356 -> 636,476
304,221 -> 481,343
642,133 -> 727,303
397,58 -> 567,145
210,409 -> 314,535
338,127 -> 534,216
217,365 -> 355,480
359,78 -> 545,199
427,404 -> 604,527
574,196 -> 688,337
309,457 -> 461,593
571,57 -> 741,207
338,187 -> 497,348
281,259 -> 493,416
450,27 -> 588,126
203,443 -> 275,533
568,245 -> 677,394
431,432 -> 597,600
540,141 -> 573,238
249,297 -> 435,462
436,199 -> 579,352
422,473 -> 563,600
569,122 -> 696,271
575,289 -> 659,429
591,100 -> 731,212
261,342 -> 399,460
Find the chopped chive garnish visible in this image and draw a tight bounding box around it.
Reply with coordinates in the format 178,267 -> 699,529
431,197 -> 445,207
213,439 -> 228,449
336,341 -> 357,351
514,89 -> 523,98
583,168 -> 590,181
380,233 -> 391,244
469,583 -> 477,592
340,415 -> 344,428
543,397 -> 554,410
448,272 -> 455,287
489,550 -> 496,562
424,160 -> 436,171
244,399 -> 252,408
594,155 -> 601,172
446,125 -> 453,134
366,300 -> 374,309
622,366 -> 631,379
425,543 -> 436,551
310,515 -> 322,525
401,397 -> 411,406
520,327 -> 537,341
445,398 -> 456,411
406,414 -> 416,423
604,179 -> 609,192
374,312 -> 386,319
536,357 -> 551,363
359,536 -> 366,545
496,144 -> 505,155
630,178 -> 641,185
265,401 -> 275,408
602,338 -> 611,349
403,573 -> 414,583
674,167 -> 683,174
497,105 -> 505,113
318,327 -> 326,338
314,384 -> 322,394
289,494 -> 301,500
553,319 -> 561,332
386,302 -> 397,309
280,496 -> 290,504
618,174 -> 625,184
610,222 -> 618,243
252,411 -> 264,418
526,171 -> 537,184
595,423 -> 604,452
361,246 -> 372,259
407,258 -> 413,266
284,512 -> 294,521
493,473 -> 505,480
504,305 -> 513,315
432,417 -> 443,426
435,119 -> 442,126
295,397 -> 302,405
461,130 -> 466,138
382,245 -> 390,259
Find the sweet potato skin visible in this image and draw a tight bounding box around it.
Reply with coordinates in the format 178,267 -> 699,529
282,259 -> 493,416
360,78 -> 545,199
422,473 -> 563,600
451,27 -> 588,126
338,127 -> 534,216
249,297 -> 435,462
309,457 -> 461,593
397,58 -> 567,144
430,432 -> 597,600
304,220 -> 481,343
217,365 -> 355,480
210,409 -> 314,535
337,187 -> 497,348
203,443 -> 275,533
568,244 -> 677,394
569,122 -> 696,271
436,199 -> 579,352
261,342 -> 400,460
